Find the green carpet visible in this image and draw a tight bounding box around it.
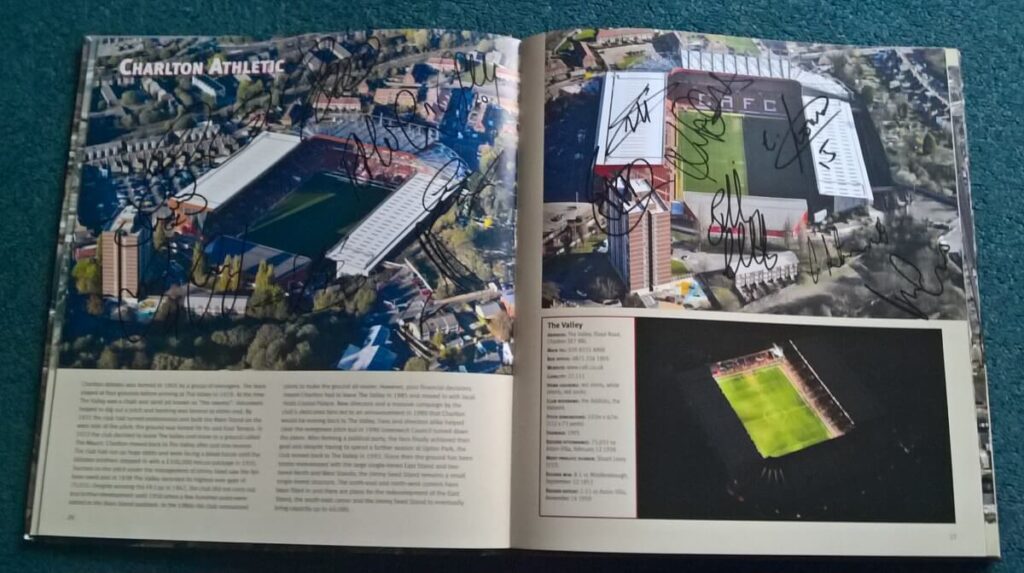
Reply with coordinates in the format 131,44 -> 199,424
1,0 -> 1021,571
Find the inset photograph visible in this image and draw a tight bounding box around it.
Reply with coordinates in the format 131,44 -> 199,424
635,317 -> 954,523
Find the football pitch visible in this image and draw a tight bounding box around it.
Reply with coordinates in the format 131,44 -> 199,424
715,365 -> 832,458
245,173 -> 391,257
675,110 -> 748,195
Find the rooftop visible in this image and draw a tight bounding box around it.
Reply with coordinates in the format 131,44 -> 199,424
595,71 -> 666,167
178,131 -> 302,211
327,159 -> 467,276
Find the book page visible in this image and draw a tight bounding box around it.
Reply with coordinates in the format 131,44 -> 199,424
511,29 -> 997,557
28,29 -> 520,549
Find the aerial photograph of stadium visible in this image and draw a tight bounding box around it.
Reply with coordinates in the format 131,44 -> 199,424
633,316 -> 956,523
541,28 -> 974,323
710,343 -> 853,459
55,30 -> 519,374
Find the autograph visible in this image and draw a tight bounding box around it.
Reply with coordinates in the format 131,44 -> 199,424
864,244 -> 950,320
707,169 -> 777,274
587,148 -> 658,238
603,83 -> 653,159
664,73 -> 755,184
761,94 -> 841,172
805,218 -> 890,284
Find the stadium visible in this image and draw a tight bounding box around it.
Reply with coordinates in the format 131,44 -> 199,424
180,125 -> 469,279
593,54 -> 893,241
634,317 -> 956,523
709,342 -> 854,459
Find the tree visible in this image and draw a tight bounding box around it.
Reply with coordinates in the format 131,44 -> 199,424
237,78 -> 264,105
97,347 -> 120,369
154,295 -> 182,323
86,294 -> 104,316
541,282 -> 560,303
860,84 -> 875,104
475,38 -> 494,53
478,143 -> 498,174
214,256 -> 232,292
249,260 -> 287,319
120,90 -> 140,106
255,259 -> 272,290
120,113 -> 137,129
404,29 -> 430,50
190,242 -> 209,287
313,285 -> 346,311
72,258 -> 102,295
404,356 -> 429,371
351,284 -> 377,316
922,132 -> 937,155
214,255 -> 243,292
587,275 -> 623,301
229,256 -> 242,291
175,88 -> 194,107
245,324 -> 287,369
431,331 -> 445,351
153,221 -> 169,251
487,310 -> 513,342
139,106 -> 164,125
131,350 -> 151,369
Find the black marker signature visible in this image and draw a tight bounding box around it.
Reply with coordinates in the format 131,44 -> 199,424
761,94 -> 840,172
587,148 -> 657,237
805,218 -> 890,284
664,73 -> 755,184
603,82 -> 652,159
707,169 -> 777,274
864,244 -> 950,320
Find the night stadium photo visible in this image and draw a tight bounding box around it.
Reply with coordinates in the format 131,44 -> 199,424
634,316 -> 955,523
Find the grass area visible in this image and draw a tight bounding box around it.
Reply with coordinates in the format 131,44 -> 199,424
573,28 -> 597,42
715,365 -> 832,458
570,233 -> 605,254
614,52 -> 649,70
671,259 -> 689,275
676,110 -> 748,194
246,173 -> 391,257
707,34 -> 759,56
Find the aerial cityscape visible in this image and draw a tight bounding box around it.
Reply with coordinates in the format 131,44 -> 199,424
542,28 -> 969,322
59,30 -> 519,374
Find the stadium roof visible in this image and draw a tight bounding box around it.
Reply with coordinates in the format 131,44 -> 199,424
672,50 -> 874,202
679,49 -> 849,99
595,71 -> 666,166
803,96 -> 874,200
181,131 -> 301,211
683,50 -> 792,79
327,160 -> 466,276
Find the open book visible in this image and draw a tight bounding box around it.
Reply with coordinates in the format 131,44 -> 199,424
26,28 -> 998,558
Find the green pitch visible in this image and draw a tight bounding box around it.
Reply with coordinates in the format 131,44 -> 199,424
676,110 -> 748,195
246,173 -> 390,257
715,365 -> 832,458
